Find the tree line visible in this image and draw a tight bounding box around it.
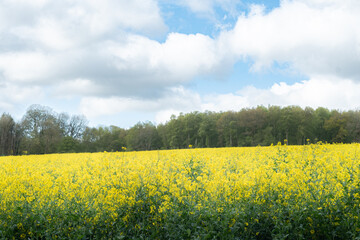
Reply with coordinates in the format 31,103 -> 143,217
1,104 -> 360,155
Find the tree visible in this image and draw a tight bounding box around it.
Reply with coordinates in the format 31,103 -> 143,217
157,123 -> 170,149
216,111 -> 239,147
313,107 -> 331,142
237,107 -> 268,146
22,105 -> 51,139
198,111 -> 218,147
279,106 -> 303,145
126,122 -> 161,150
21,105 -> 62,154
81,127 -> 99,152
183,112 -> 202,147
324,110 -> 348,143
0,113 -> 15,155
40,115 -> 63,153
59,136 -> 80,153
301,107 -> 316,144
5,104 -> 360,155
345,110 -> 360,142
268,106 -> 283,143
167,114 -> 186,149
57,113 -> 87,139
67,115 -> 88,139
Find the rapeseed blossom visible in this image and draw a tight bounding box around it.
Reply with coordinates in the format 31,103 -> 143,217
0,143 -> 359,239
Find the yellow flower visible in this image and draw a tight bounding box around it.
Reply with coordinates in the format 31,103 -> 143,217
0,143 -> 359,238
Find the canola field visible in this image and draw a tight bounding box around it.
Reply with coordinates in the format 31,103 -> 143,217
1,143 -> 360,239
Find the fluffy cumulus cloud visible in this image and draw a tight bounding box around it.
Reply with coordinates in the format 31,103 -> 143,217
0,0 -> 230,101
1,0 -> 360,126
0,83 -> 44,117
155,0 -> 360,123
222,0 -> 360,79
0,0 -> 167,83
79,86 -> 202,118
0,0 -> 166,37
236,77 -> 360,110
79,76 -> 360,126
0,0 -> 170,116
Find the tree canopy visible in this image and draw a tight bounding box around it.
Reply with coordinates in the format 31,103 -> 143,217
1,104 -> 360,155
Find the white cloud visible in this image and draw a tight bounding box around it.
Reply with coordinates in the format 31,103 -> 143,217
0,0 -> 231,99
0,82 -> 44,118
78,76 -> 360,126
4,0 -> 360,100
79,86 -> 202,119
43,32 -> 227,99
201,93 -> 248,112
12,18 -> 74,51
0,51 -> 53,82
1,0 -> 360,127
0,0 -> 166,37
209,77 -> 360,112
54,78 -> 100,97
107,32 -> 225,83
222,0 -> 360,79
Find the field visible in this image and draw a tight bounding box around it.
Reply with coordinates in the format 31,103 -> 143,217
1,143 -> 360,239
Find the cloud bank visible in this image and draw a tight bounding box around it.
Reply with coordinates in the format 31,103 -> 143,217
0,0 -> 360,126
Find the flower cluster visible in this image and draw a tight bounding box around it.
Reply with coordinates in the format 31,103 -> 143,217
0,143 -> 359,239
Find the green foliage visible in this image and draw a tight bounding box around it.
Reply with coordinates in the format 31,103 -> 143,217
58,136 -> 79,153
126,122 -> 162,151
2,179 -> 360,239
3,105 -> 360,155
81,126 -> 127,152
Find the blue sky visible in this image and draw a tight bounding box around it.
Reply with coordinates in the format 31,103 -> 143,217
160,0 -> 280,37
1,0 -> 360,128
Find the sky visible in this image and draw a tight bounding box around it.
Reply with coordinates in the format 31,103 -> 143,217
1,0 -> 360,128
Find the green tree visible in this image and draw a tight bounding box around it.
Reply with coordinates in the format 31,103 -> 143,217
167,114 -> 186,149
0,113 -> 16,155
313,107 -> 331,142
81,127 -> 99,152
59,136 -> 80,153
279,106 -> 304,145
324,110 -> 348,143
157,123 -> 170,149
238,107 -> 268,146
216,111 -> 239,147
183,112 -> 202,147
21,105 -> 62,154
268,105 -> 283,143
126,122 -> 161,150
198,111 -> 218,147
345,110 -> 360,142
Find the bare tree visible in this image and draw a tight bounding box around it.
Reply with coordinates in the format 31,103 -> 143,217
67,115 -> 87,139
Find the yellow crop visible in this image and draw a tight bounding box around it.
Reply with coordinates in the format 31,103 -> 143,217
0,143 -> 360,239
